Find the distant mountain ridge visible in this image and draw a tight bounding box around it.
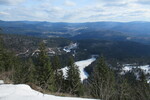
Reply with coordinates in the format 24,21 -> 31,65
1,20 -> 150,44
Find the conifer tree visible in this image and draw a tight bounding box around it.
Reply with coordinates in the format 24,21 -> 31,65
88,56 -> 115,100
0,34 -> 3,48
66,57 -> 81,95
116,77 -> 132,100
13,61 -> 25,84
0,34 -> 4,72
52,56 -> 64,92
55,69 -> 64,92
0,34 -> 14,72
135,71 -> 150,100
25,58 -> 36,83
36,42 -> 55,91
52,56 -> 61,70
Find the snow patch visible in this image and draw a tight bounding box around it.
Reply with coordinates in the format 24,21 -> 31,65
63,43 -> 78,53
0,84 -> 96,100
122,64 -> 150,74
16,50 -> 29,56
121,64 -> 150,83
0,80 -> 4,84
75,57 -> 96,81
62,57 -> 96,82
48,48 -> 56,54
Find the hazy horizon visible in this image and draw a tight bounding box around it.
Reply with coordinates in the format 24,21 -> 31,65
1,20 -> 150,23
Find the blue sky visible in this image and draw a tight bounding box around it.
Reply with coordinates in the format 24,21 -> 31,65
0,0 -> 150,22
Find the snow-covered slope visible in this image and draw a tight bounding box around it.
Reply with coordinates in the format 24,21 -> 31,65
62,57 -> 96,82
0,84 -> 96,100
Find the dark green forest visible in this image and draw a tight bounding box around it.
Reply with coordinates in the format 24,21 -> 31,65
0,32 -> 150,100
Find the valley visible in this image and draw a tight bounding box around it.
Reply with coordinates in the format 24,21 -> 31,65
0,21 -> 150,100
1,0 -> 150,99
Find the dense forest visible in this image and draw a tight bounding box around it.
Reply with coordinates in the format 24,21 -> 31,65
0,32 -> 150,100
2,33 -> 150,63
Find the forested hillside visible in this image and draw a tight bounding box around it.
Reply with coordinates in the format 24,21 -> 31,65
0,23 -> 150,100
0,32 -> 150,100
1,32 -> 150,63
1,21 -> 150,45
2,34 -> 71,53
77,39 -> 150,60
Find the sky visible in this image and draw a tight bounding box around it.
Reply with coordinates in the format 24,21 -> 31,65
0,0 -> 150,22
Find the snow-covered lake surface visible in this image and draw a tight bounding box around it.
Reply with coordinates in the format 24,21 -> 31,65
62,57 -> 96,82
0,84 -> 96,100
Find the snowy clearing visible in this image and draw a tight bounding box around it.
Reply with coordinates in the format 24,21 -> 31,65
0,84 -> 96,100
122,64 -> 150,74
62,57 -> 96,82
121,64 -> 150,83
63,43 -> 78,53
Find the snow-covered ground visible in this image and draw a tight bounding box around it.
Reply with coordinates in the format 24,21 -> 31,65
75,58 -> 96,81
0,84 -> 96,100
0,80 -> 4,84
121,64 -> 150,83
16,49 -> 29,56
122,64 -> 150,74
62,57 -> 96,82
63,43 -> 78,53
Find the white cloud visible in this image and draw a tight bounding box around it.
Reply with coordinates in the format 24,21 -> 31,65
64,0 -> 76,6
0,12 -> 9,15
0,0 -> 26,5
136,0 -> 150,5
0,0 -> 150,22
